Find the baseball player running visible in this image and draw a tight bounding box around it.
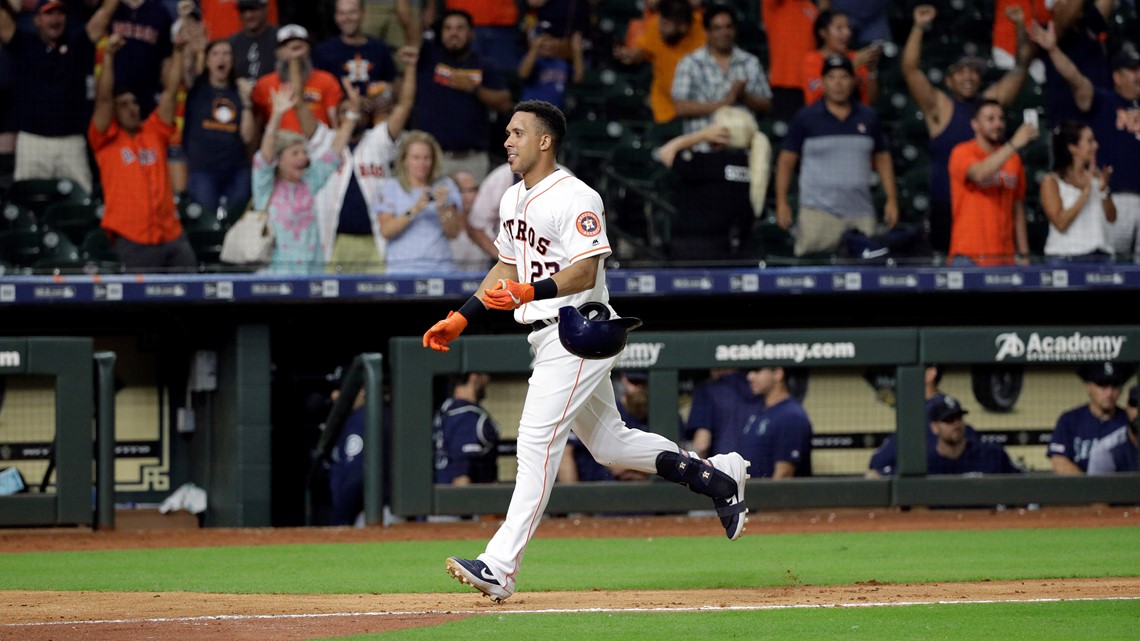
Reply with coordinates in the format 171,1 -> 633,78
422,100 -> 751,603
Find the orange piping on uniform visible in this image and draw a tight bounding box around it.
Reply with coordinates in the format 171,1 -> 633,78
569,246 -> 611,263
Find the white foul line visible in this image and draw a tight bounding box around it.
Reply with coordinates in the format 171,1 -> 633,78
5,596 -> 1139,628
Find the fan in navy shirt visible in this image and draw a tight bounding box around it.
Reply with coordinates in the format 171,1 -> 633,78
433,373 -> 500,485
312,0 -> 397,99
926,395 -> 1022,475
1049,362 -> 1136,474
740,367 -> 813,479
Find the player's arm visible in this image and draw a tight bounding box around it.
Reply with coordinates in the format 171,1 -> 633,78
688,428 -> 712,459
1051,455 -> 1084,475
288,58 -> 320,139
966,123 -> 1036,184
156,30 -> 187,126
387,46 -> 418,139
1028,21 -> 1094,112
984,5 -> 1031,105
0,0 -> 19,44
423,260 -> 515,352
872,150 -> 899,229
557,444 -> 580,482
1013,199 -> 1029,264
86,0 -> 120,44
774,149 -> 799,230
482,255 -> 600,312
92,34 -> 126,133
772,461 -> 797,479
902,5 -> 950,131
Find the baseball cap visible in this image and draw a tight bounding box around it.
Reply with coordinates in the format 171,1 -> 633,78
929,394 -> 969,422
1077,362 -> 1136,387
276,24 -> 310,45
821,54 -> 854,76
1111,49 -> 1140,71
36,0 -> 66,13
237,0 -> 269,9
948,54 -> 988,74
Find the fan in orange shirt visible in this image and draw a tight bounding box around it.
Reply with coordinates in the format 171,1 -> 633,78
948,100 -> 1037,267
802,9 -> 878,107
200,0 -> 279,40
613,0 -> 706,123
762,0 -> 819,121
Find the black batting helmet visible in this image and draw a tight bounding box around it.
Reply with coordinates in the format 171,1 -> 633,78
558,303 -> 642,359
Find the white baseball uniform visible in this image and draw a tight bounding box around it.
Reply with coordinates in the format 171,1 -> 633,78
475,167 -> 681,594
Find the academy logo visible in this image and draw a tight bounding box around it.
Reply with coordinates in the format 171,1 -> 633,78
0,351 -> 20,368
994,331 -> 1126,362
618,342 -> 664,368
715,340 -> 856,363
575,212 -> 601,237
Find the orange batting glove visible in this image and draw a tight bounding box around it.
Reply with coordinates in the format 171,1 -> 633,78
483,279 -> 535,311
422,311 -> 468,352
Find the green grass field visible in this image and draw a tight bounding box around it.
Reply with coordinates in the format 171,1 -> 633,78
2,526 -> 1137,640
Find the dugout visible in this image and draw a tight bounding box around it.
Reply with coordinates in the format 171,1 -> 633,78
387,326 -> 1140,521
0,338 -> 116,527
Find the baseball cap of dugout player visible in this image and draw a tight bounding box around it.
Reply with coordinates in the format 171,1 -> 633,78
558,303 -> 642,360
928,394 -> 969,423
821,54 -> 854,76
36,0 -> 67,13
277,24 -> 310,46
237,0 -> 269,9
1077,361 -> 1137,387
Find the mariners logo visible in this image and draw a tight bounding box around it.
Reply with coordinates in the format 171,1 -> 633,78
994,331 -> 1126,362
575,212 -> 601,237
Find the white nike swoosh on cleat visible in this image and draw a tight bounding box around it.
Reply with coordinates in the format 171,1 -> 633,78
480,567 -> 497,582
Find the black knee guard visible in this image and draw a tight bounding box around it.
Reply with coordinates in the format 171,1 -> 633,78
655,451 -> 736,500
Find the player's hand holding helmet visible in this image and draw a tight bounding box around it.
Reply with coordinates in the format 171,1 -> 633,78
483,279 -> 535,310
422,311 -> 468,352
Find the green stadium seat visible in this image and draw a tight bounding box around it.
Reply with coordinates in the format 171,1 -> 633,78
187,228 -> 226,267
0,228 -> 44,267
646,120 -> 684,148
79,228 -> 123,272
1,202 -> 37,232
752,218 -> 795,261
6,178 -> 91,218
899,165 -> 932,224
177,195 -> 223,232
34,229 -> 83,269
42,201 -> 101,246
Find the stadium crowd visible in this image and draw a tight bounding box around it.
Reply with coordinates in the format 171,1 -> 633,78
1,0 -> 1139,273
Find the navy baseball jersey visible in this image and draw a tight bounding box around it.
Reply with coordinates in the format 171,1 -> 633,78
739,397 -> 813,478
867,394 -> 981,476
1048,405 -> 1130,472
433,398 -> 500,484
686,371 -> 765,457
1086,426 -> 1139,474
927,441 -> 1023,475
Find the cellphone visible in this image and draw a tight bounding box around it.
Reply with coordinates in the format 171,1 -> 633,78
1023,108 -> 1039,128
